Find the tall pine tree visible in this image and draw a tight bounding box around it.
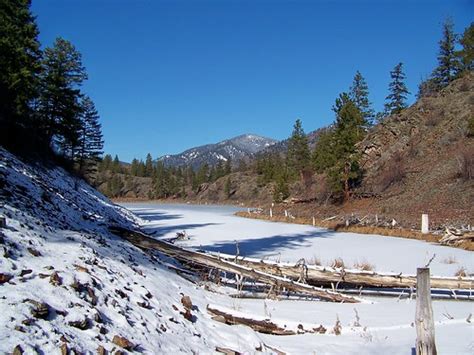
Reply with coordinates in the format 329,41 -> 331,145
457,22 -> 474,74
0,0 -> 42,149
39,37 -> 87,160
77,96 -> 103,174
384,63 -> 410,115
287,118 -> 311,181
349,71 -> 374,125
432,18 -> 461,88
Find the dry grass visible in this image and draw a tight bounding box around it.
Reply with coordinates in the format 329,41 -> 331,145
310,256 -> 322,266
456,147 -> 474,181
442,256 -> 458,264
331,258 -> 345,269
353,260 -> 375,271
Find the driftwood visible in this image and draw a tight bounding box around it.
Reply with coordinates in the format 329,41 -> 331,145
207,305 -> 327,336
440,228 -> 474,246
213,254 -> 473,290
110,226 -> 359,303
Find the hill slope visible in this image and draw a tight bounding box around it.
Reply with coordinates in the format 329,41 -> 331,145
0,148 -> 263,353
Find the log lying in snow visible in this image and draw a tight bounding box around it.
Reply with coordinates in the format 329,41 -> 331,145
207,304 -> 327,336
110,226 -> 359,303
212,253 -> 474,290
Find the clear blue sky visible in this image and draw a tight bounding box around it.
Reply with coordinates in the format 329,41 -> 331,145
32,0 -> 472,162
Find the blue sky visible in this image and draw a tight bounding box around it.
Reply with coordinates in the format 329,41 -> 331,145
32,0 -> 472,162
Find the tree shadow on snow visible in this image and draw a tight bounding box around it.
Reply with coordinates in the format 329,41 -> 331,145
132,210 -> 183,222
198,230 -> 333,257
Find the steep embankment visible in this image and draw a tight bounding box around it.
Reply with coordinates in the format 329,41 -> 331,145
0,148 -> 263,354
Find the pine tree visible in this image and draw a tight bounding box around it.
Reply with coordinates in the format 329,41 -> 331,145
312,128 -> 336,173
39,37 -> 87,159
349,71 -> 374,125
457,22 -> 474,74
331,97 -> 365,200
145,153 -> 153,177
432,18 -> 461,88
287,119 -> 311,180
112,155 -> 121,173
384,63 -> 410,115
0,0 -> 42,149
77,96 -> 103,174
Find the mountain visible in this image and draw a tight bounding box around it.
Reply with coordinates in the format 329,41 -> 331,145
157,134 -> 277,169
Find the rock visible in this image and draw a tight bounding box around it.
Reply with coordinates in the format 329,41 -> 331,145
0,273 -> 13,284
97,345 -> 107,355
19,269 -> 32,277
181,295 -> 193,310
50,271 -> 62,286
14,325 -> 26,332
112,335 -> 134,350
68,317 -> 90,330
60,343 -> 68,355
145,291 -> 153,299
26,299 -> 49,319
27,247 -> 41,257
12,345 -> 23,355
22,318 -> 35,326
74,264 -> 89,273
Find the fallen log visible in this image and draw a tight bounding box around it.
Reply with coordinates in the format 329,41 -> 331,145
110,226 -> 359,303
207,304 -> 327,335
213,253 -> 473,290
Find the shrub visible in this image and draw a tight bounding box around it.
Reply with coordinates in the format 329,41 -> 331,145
457,147 -> 474,181
331,258 -> 345,269
468,116 -> 474,137
378,152 -> 406,191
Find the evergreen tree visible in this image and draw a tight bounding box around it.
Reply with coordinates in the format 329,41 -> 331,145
312,128 -> 336,173
77,96 -> 103,174
432,18 -> 461,88
457,22 -> 474,74
99,154 -> 113,172
349,71 -> 374,125
145,153 -> 153,177
287,119 -> 311,180
330,97 -> 365,200
39,37 -> 87,159
384,63 -> 410,115
130,158 -> 140,176
112,155 -> 121,173
0,0 -> 42,149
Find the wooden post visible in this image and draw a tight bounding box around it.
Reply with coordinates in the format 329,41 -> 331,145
415,268 -> 437,355
247,208 -> 250,215
0,216 -> 5,228
284,210 -> 288,218
421,214 -> 429,234
269,208 -> 273,218
312,216 -> 315,227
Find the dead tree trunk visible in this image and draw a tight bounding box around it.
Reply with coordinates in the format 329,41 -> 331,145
214,255 -> 473,290
416,268 -> 437,355
110,226 -> 359,303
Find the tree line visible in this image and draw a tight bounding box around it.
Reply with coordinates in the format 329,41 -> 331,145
0,1 -> 103,175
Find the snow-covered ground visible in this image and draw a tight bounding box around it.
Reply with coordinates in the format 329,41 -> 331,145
1,145 -> 472,355
125,203 -> 474,354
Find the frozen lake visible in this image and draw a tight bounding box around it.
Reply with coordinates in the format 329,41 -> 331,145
123,203 -> 473,276
122,202 -> 474,354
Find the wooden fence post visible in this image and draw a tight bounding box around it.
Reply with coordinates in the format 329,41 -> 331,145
415,267 -> 437,355
270,208 -> 273,219
312,216 -> 315,227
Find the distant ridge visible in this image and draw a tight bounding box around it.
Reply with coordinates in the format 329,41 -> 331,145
157,134 -> 277,169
